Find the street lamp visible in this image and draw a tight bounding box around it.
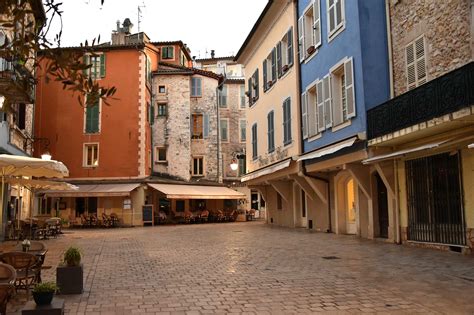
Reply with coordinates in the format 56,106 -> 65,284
41,152 -> 52,161
230,159 -> 238,171
0,95 -> 5,109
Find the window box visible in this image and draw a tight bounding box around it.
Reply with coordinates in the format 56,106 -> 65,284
252,96 -> 258,103
282,64 -> 289,73
306,45 -> 316,55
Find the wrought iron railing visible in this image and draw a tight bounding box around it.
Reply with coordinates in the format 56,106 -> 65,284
367,62 -> 474,140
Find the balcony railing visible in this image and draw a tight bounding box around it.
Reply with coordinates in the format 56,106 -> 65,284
0,57 -> 35,103
367,62 -> 474,140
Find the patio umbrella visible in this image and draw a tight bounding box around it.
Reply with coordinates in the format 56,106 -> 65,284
0,154 -> 69,236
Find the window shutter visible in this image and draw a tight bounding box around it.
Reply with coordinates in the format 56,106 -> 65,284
298,16 -> 305,62
316,80 -> 325,132
255,69 -> 259,99
203,114 -> 209,138
263,60 -> 268,91
328,0 -> 336,34
313,0 -> 321,48
197,78 -> 202,96
100,54 -> 106,78
301,92 -> 308,139
252,124 -> 258,159
248,78 -> 253,105
267,112 -> 273,152
191,78 -> 196,96
190,115 -> 194,135
287,27 -> 294,66
277,42 -> 283,78
323,75 -> 332,128
406,43 -> 416,90
307,91 -> 317,137
271,47 -> 277,81
415,37 -> 427,85
344,57 -> 356,118
335,0 -> 343,26
149,104 -> 155,125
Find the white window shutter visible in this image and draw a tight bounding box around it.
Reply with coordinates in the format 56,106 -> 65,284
298,16 -> 305,62
307,91 -> 316,137
313,0 -> 321,48
331,74 -> 343,127
406,43 -> 416,90
345,57 -> 356,118
301,92 -> 308,139
323,75 -> 332,128
316,80 -> 325,132
415,37 -> 427,85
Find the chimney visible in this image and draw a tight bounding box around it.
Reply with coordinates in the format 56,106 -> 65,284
116,20 -> 120,31
211,50 -> 215,59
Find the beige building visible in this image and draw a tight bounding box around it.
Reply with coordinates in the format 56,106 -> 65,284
365,0 -> 474,253
236,0 -> 320,228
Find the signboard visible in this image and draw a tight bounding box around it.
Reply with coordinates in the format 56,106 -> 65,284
142,204 -> 154,225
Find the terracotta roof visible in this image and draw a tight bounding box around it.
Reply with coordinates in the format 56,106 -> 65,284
235,0 -> 274,62
155,62 -> 222,81
195,56 -> 235,62
225,78 -> 245,84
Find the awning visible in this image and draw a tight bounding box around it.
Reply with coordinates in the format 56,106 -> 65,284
362,140 -> 449,164
241,159 -> 291,182
44,183 -> 141,197
148,183 -> 246,199
296,137 -> 357,162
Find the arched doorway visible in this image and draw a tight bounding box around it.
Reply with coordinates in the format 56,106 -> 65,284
376,174 -> 389,238
345,178 -> 356,234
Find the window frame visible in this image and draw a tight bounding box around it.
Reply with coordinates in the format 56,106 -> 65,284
158,85 -> 166,94
327,0 -> 345,41
239,119 -> 246,143
162,46 -> 175,60
83,143 -> 99,168
191,77 -> 202,97
155,147 -> 167,163
191,113 -> 204,139
192,156 -> 205,176
157,103 -> 167,117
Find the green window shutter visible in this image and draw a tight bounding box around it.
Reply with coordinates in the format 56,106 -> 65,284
149,104 -> 155,125
100,54 -> 106,78
86,100 -> 100,133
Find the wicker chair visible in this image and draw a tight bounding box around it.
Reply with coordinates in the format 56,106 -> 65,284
0,252 -> 39,295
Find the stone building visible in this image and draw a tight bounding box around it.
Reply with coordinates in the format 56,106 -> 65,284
365,0 -> 474,253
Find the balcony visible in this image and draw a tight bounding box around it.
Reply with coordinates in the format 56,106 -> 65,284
0,58 -> 35,104
0,121 -> 28,156
367,62 -> 474,140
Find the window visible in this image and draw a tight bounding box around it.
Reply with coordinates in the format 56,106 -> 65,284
330,58 -> 355,127
327,0 -> 344,37
251,123 -> 258,160
83,54 -> 106,80
240,85 -> 246,108
267,111 -> 275,153
192,157 -> 204,176
83,143 -> 99,167
176,200 -> 185,212
406,36 -> 427,90
283,98 -> 292,145
277,28 -> 294,77
162,46 -> 174,59
218,85 -> 227,108
158,85 -> 166,94
16,103 -> 26,130
157,103 -> 167,117
220,119 -> 229,142
155,147 -> 167,163
239,119 -> 246,143
248,69 -> 259,106
191,113 -> 203,139
298,1 -> 321,62
191,77 -> 202,97
238,157 -> 246,176
277,193 -> 283,210
263,48 -> 277,91
84,96 -> 100,134
302,84 -> 319,139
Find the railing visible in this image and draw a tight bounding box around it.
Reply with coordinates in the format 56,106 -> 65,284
367,62 -> 474,140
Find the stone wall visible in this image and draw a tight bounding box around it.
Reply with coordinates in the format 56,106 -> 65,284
390,0 -> 472,97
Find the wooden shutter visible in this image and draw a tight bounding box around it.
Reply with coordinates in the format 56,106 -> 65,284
255,69 -> 259,99
86,101 -> 100,133
149,103 -> 155,125
313,0 -> 321,48
323,75 -> 332,128
316,80 -> 325,132
415,37 -> 427,85
252,124 -> 258,159
277,42 -> 283,78
301,92 -> 308,139
100,54 -> 106,78
298,16 -> 305,62
406,42 -> 416,90
267,112 -> 274,152
331,73 -> 343,126
271,48 -> 277,81
248,78 -> 253,105
287,27 -> 294,66
345,57 -> 356,118
203,114 -> 209,138
262,60 -> 268,91
197,78 -> 202,96
307,91 -> 317,137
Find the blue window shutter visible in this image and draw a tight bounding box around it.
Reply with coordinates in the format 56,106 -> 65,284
203,114 -> 209,138
100,54 -> 106,78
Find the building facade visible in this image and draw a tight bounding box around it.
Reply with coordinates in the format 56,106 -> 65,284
236,0 -> 307,227
297,0 -> 391,239
366,0 -> 474,252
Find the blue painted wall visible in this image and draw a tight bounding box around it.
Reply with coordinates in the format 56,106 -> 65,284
299,0 -> 390,153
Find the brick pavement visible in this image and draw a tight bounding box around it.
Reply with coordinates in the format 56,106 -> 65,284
2,221 -> 474,314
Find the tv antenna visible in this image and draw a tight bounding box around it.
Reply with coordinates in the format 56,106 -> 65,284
138,2 -> 146,33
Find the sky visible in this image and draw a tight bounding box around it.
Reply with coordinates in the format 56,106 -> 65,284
46,0 -> 268,58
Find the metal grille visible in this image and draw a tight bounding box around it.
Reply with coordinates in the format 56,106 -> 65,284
406,152 -> 466,246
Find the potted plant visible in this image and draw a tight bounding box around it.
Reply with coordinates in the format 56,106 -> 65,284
307,45 -> 316,55
56,246 -> 83,294
32,282 -> 58,305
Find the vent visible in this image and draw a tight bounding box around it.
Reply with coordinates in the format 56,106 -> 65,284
322,256 -> 340,260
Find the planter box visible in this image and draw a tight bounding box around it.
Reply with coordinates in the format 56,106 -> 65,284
56,264 -> 83,294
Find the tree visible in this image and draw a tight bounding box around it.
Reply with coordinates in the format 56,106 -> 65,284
0,0 -> 116,111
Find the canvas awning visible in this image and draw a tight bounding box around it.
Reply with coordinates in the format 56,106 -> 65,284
241,159 -> 291,182
43,183 -> 141,197
148,183 -> 246,200
296,137 -> 357,162
362,140 -> 450,164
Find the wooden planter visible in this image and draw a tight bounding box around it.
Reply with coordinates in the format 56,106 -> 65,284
307,45 -> 316,55
56,264 -> 83,294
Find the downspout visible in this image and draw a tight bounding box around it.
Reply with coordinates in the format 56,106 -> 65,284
216,76 -> 226,184
394,159 -> 401,244
385,0 -> 394,98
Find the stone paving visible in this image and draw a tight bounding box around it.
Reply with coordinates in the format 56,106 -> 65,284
3,221 -> 474,314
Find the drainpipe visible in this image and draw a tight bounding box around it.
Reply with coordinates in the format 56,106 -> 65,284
394,159 -> 401,244
385,0 -> 394,98
216,76 -> 226,184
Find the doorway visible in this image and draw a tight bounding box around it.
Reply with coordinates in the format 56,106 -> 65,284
376,174 -> 389,238
345,178 -> 356,234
